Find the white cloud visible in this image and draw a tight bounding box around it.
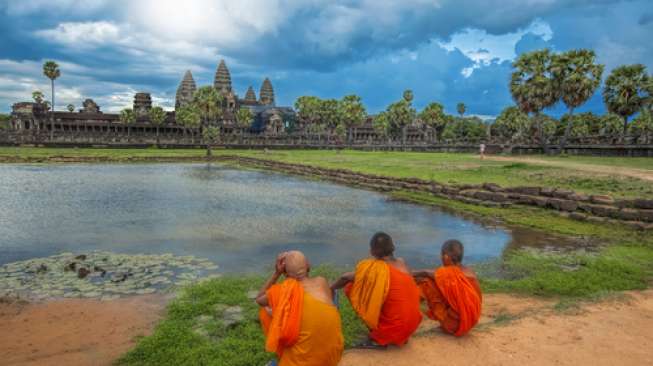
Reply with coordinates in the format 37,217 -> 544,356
439,19 -> 553,77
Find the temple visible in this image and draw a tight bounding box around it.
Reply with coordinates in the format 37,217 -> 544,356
9,59 -> 295,139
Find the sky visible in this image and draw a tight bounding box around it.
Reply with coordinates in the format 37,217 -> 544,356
1,0 -> 652,117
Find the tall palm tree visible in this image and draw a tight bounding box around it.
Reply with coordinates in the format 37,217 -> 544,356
149,106 -> 167,143
456,102 -> 466,117
419,102 -> 447,141
552,49 -> 604,150
120,108 -> 136,139
602,64 -> 650,137
192,86 -> 223,127
510,49 -> 558,150
176,105 -> 201,143
339,94 -> 366,143
43,61 -> 60,140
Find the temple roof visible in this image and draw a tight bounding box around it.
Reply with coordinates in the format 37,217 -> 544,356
244,86 -> 257,102
259,78 -> 275,106
175,70 -> 197,109
214,59 -> 232,93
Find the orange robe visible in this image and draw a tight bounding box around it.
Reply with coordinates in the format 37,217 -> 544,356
260,280 -> 343,366
346,259 -> 422,346
418,266 -> 482,336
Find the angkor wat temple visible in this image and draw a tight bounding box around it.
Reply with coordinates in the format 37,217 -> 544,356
8,60 -> 295,141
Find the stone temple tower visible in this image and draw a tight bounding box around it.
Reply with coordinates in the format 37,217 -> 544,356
133,92 -> 152,117
244,86 -> 257,103
259,78 -> 275,106
214,59 -> 232,93
175,70 -> 197,110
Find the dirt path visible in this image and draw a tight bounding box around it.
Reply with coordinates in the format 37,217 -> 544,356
340,290 -> 653,366
1,291 -> 652,366
485,155 -> 653,182
0,295 -> 167,366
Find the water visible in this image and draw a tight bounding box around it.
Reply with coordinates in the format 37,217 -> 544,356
0,163 -> 563,272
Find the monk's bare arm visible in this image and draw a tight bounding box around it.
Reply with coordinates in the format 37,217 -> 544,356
330,271 -> 354,291
255,271 -> 281,307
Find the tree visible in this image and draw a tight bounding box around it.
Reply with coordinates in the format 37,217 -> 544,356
493,106 -> 530,141
0,113 -> 10,130
456,102 -> 466,117
193,86 -> 223,126
510,49 -> 558,148
32,91 -> 44,104
119,108 -> 136,138
149,106 -> 167,142
602,64 -> 650,137
373,112 -> 390,140
386,99 -> 416,145
403,89 -> 414,103
235,107 -> 253,129
600,113 -> 623,138
43,61 -> 60,140
419,102 -> 447,141
338,94 -> 366,143
202,126 -> 220,157
294,96 -> 322,132
176,105 -> 201,143
317,99 -> 341,133
442,116 -> 485,142
551,49 -> 604,150
630,109 -> 653,143
67,104 -> 75,112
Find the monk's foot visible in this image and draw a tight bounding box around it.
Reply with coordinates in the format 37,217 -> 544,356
353,338 -> 387,350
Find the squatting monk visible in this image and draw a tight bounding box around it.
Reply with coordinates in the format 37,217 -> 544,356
413,239 -> 482,336
331,232 -> 422,349
256,250 -> 344,366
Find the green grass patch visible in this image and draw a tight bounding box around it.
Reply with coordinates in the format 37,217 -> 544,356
117,266 -> 366,366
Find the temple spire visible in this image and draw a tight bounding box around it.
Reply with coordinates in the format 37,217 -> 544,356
244,86 -> 257,103
214,59 -> 232,93
259,78 -> 275,106
175,70 -> 197,109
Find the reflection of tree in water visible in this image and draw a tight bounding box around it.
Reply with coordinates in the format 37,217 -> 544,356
185,164 -> 227,181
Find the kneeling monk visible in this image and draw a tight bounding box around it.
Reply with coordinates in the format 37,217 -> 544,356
413,239 -> 482,336
257,251 -> 343,366
332,232 -> 422,348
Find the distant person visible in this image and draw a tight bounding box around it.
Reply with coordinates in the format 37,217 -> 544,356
412,239 -> 482,337
257,251 -> 343,366
479,142 -> 486,160
331,232 -> 422,349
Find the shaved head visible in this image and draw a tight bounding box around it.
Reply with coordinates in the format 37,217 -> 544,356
370,232 -> 395,258
284,250 -> 309,279
441,239 -> 464,264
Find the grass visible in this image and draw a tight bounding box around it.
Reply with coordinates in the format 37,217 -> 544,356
118,266 -> 366,366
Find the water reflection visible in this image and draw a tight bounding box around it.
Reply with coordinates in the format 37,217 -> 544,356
0,163 -> 570,272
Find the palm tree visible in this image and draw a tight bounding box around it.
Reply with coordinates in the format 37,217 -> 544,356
32,91 -> 44,104
202,126 -> 220,157
386,99 -> 416,145
176,105 -> 201,143
192,86 -> 223,126
602,64 -> 650,137
551,49 -> 604,150
338,94 -> 366,144
43,61 -> 60,140
510,49 -> 558,150
67,104 -> 75,112
456,102 -> 466,117
403,89 -> 414,103
235,107 -> 253,129
419,102 -> 447,141
119,108 -> 136,139
294,96 -> 322,134
149,106 -> 167,143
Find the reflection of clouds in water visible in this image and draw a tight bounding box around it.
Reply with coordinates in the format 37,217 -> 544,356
0,163 -> 521,271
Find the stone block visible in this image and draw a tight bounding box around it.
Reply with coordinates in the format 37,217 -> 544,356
533,197 -> 548,207
547,198 -> 578,212
540,187 -> 554,197
617,208 -> 639,221
590,194 -> 615,205
552,189 -> 575,199
638,209 -> 653,223
569,212 -> 587,221
633,199 -> 653,210
482,183 -> 503,192
568,193 -> 590,202
509,186 -> 541,196
590,204 -> 619,217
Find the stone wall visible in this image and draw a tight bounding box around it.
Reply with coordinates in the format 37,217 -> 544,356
221,156 -> 653,230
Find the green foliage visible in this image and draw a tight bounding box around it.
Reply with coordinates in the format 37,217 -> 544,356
193,86 -> 223,126
119,108 -> 136,125
600,113 -> 623,136
149,106 -> 167,126
510,49 -> 558,115
32,90 -> 44,104
66,104 -> 75,112
441,116 -> 486,142
338,94 -> 367,130
176,105 -> 201,130
552,49 -> 604,112
456,102 -> 466,117
0,113 -> 9,129
202,126 -> 220,143
402,89 -> 414,103
317,98 -> 342,131
492,106 -> 530,140
385,99 -> 416,138
630,109 -> 653,142
602,64 -> 650,134
294,96 -> 322,128
42,61 -> 60,81
372,112 -> 390,137
118,268 -> 367,366
418,102 -> 447,139
235,107 -> 254,129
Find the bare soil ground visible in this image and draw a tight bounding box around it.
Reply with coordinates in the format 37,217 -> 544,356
1,291 -> 652,366
485,155 -> 653,182
0,294 -> 167,366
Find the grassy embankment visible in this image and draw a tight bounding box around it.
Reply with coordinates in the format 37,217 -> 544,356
2,147 -> 652,365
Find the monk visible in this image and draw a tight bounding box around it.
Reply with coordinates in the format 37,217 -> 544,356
331,232 -> 422,349
413,239 -> 482,336
256,250 -> 343,366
